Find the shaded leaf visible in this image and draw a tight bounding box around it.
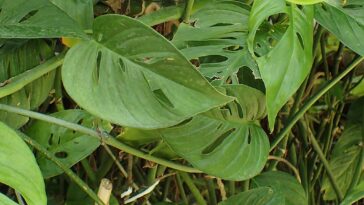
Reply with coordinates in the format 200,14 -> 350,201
0,0 -> 86,38
252,171 -> 308,205
219,187 -> 275,205
0,39 -> 55,128
161,85 -> 269,180
62,15 -> 232,129
0,122 -> 46,205
248,0 -> 314,130
26,110 -> 106,178
315,0 -> 364,56
322,124 -> 363,200
172,0 -> 259,83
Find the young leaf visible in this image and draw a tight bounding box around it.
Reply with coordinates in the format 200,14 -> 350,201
0,122 -> 46,205
219,187 -> 275,205
26,110 -> 106,178
248,0 -> 314,131
172,0 -> 259,83
62,15 -> 233,129
315,0 -> 364,56
0,0 -> 86,38
252,171 -> 308,205
160,85 -> 269,180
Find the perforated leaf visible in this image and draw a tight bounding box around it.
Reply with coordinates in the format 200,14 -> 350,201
26,110 -> 107,178
172,0 -> 259,83
0,0 -> 86,38
0,122 -> 46,205
161,85 -> 269,180
62,15 -> 233,129
248,0 -> 314,130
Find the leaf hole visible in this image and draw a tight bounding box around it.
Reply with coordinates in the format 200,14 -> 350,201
19,10 -> 39,23
199,55 -> 228,64
202,128 -> 236,155
210,23 -> 234,27
296,32 -> 304,49
118,58 -> 126,72
48,134 -> 54,146
247,128 -> 252,144
77,119 -> 83,125
93,51 -> 102,83
55,151 -> 68,159
153,89 -> 174,108
174,117 -> 193,127
223,45 -> 243,51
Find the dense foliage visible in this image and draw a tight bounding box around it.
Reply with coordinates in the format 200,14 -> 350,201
0,0 -> 363,204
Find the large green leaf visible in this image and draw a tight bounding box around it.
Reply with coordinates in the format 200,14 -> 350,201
0,122 -> 46,205
248,0 -> 314,130
161,85 -> 269,180
172,0 -> 259,83
315,0 -> 364,56
26,110 -> 107,178
0,40 -> 56,128
62,15 -> 232,129
219,187 -> 274,205
322,124 -> 363,200
252,171 -> 308,205
0,0 -> 86,38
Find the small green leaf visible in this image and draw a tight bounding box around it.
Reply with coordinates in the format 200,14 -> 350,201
26,110 -> 105,178
252,171 -> 308,205
0,193 -> 18,205
161,85 -> 269,180
219,187 -> 275,205
62,15 -> 233,129
315,1 -> 364,56
248,0 -> 314,131
0,0 -> 86,38
0,121 -> 46,205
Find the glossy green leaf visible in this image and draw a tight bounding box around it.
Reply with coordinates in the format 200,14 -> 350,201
62,15 -> 233,129
322,124 -> 363,200
252,171 -> 308,205
0,39 -> 56,128
26,110 -> 105,178
0,0 -> 86,38
287,0 -> 325,4
219,187 -> 274,205
161,85 -> 269,180
315,0 -> 364,56
172,0 -> 259,83
248,0 -> 314,130
340,181 -> 364,205
0,122 -> 46,205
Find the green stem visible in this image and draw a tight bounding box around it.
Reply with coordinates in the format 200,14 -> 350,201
176,173 -> 189,205
270,56 -> 364,151
206,179 -> 217,205
80,159 -> 97,185
179,172 -> 207,205
0,104 -> 201,173
0,53 -> 64,99
183,0 -> 195,23
306,128 -> 344,201
19,133 -> 105,205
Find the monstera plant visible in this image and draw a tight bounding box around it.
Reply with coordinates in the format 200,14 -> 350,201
0,0 -> 363,204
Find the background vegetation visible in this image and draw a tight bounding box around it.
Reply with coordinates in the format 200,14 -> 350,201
0,0 -> 363,204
